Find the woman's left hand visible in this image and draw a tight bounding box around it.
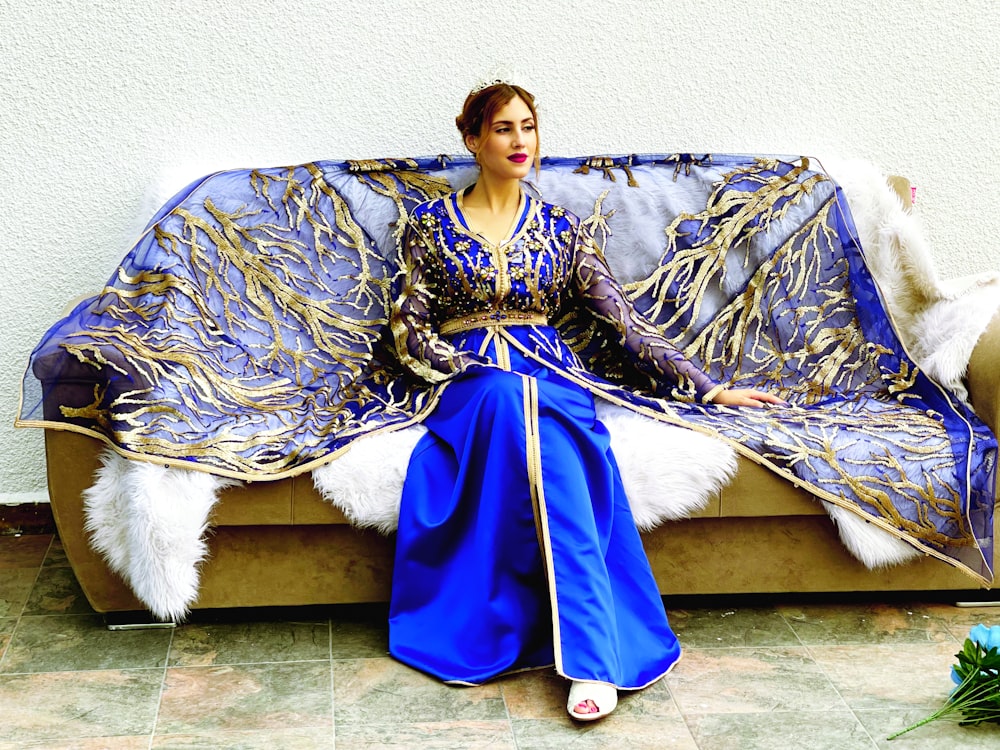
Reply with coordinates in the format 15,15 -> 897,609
712,389 -> 788,408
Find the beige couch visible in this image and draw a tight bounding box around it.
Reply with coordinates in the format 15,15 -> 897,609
41,312 -> 998,615
41,178 -> 1000,615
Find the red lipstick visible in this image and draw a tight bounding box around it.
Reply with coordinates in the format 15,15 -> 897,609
508,153 -> 528,163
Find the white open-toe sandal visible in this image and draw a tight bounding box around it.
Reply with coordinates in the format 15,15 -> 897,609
567,680 -> 618,721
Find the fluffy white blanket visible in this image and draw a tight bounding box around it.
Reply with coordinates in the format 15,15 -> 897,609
85,160 -> 1000,620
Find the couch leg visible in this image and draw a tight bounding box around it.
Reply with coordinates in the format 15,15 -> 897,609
103,611 -> 177,631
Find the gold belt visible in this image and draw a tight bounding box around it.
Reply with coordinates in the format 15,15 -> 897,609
439,311 -> 549,335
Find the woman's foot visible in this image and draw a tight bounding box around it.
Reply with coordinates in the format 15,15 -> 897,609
567,680 -> 618,721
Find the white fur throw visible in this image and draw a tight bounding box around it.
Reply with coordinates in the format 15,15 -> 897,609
821,157 -> 1000,404
311,402 -> 739,535
83,454 -> 238,621
83,159 -> 999,620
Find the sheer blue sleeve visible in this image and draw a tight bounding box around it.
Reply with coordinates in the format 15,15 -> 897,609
390,221 -> 491,384
571,224 -> 723,403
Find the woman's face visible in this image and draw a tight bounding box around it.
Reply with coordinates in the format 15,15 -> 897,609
466,95 -> 537,181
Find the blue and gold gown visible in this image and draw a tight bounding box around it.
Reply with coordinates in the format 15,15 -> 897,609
388,187 -> 720,687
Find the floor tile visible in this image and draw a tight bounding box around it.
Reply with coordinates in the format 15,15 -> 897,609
809,642 -> 960,711
330,617 -> 389,660
855,707 -> 1000,748
0,569 -> 36,618
668,606 -> 800,648
0,534 -> 52,568
498,669 -> 572,719
156,661 -> 332,734
0,614 -> 171,673
685,709 -> 877,750
0,617 -> 15,662
0,737 -> 151,750
42,536 -> 71,568
512,714 -> 699,749
168,619 -> 330,667
615,676 -> 684,718
333,657 -> 506,725
336,720 -> 516,749
151,727 -> 335,749
22,565 -> 94,615
777,603 -> 955,645
0,669 -> 162,743
666,647 -> 847,714
920,602 -> 1000,642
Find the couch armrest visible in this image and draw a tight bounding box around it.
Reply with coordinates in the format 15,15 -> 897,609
967,310 -> 1000,439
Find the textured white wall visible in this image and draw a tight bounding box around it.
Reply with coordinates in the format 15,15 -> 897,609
2,0 -> 998,500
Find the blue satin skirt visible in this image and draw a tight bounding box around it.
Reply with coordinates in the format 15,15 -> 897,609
388,329 -> 681,688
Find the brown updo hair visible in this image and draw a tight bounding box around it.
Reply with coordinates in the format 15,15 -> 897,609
456,83 -> 541,176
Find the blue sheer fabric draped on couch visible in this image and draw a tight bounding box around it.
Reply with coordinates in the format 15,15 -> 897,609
17,153 -> 997,588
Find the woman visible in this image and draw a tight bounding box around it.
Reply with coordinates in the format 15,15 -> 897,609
388,82 -> 782,721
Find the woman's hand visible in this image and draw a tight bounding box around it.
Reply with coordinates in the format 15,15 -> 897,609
711,388 -> 788,408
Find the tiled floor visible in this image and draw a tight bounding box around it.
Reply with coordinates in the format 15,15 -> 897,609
1,533 -> 999,749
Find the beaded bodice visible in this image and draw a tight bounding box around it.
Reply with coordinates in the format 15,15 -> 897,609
406,192 -> 571,320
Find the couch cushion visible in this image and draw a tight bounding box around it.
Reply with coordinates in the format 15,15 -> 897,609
721,459 -> 824,517
211,475 -> 351,526
211,479 -> 293,525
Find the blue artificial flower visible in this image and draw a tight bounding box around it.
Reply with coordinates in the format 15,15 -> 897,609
894,622 -> 1000,739
969,624 -> 1000,652
953,624 -> 1000,686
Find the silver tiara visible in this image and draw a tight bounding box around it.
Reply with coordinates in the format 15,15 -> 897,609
469,66 -> 520,95
470,78 -> 511,94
